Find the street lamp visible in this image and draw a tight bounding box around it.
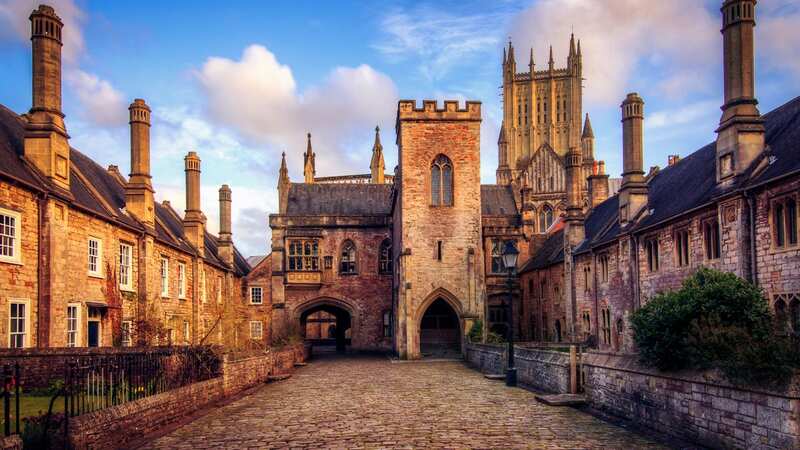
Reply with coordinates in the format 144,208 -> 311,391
502,240 -> 519,387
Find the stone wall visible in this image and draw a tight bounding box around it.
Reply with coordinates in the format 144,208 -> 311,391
67,344 -> 307,450
464,343 -> 800,450
583,352 -> 800,450
464,343 -> 571,394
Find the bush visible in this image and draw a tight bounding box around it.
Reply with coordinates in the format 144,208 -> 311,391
630,268 -> 799,389
467,319 -> 506,344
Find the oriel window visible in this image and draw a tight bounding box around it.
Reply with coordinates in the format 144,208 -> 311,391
288,239 -> 319,271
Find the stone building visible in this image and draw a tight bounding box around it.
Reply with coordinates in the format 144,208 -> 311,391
519,0 -> 800,351
0,5 -> 251,350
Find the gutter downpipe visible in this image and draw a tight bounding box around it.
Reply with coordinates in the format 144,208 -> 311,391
746,192 -> 758,285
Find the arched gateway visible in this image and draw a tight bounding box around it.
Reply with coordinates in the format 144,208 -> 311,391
416,290 -> 463,358
296,299 -> 355,354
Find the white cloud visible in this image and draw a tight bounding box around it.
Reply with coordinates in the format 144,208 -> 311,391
374,6 -> 510,81
509,0 -> 719,106
196,44 -> 399,177
758,2 -> 800,81
0,0 -> 127,128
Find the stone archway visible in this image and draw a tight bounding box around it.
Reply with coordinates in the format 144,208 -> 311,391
415,289 -> 464,358
296,298 -> 357,354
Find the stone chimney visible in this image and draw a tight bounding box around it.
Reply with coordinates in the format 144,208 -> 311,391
217,185 -> 234,266
618,93 -> 649,226
588,160 -> 610,209
565,145 -> 585,246
303,133 -> 315,183
125,99 -> 155,229
183,152 -> 205,256
24,4 -> 71,191
278,152 -> 290,214
716,0 -> 764,185
668,154 -> 681,166
370,126 -> 385,184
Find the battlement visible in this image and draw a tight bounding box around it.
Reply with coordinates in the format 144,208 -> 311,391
397,100 -> 481,121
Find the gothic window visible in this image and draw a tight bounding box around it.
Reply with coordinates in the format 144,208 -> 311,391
581,311 -> 591,339
583,265 -> 591,292
703,219 -> 721,260
288,239 -> 319,272
599,254 -> 609,283
539,205 -> 554,233
431,155 -> 453,206
491,240 -> 503,274
554,320 -> 562,342
601,308 -> 611,345
774,293 -> 800,335
674,229 -> 690,267
379,239 -> 392,274
773,196 -> 798,248
340,240 -> 357,274
645,237 -> 659,272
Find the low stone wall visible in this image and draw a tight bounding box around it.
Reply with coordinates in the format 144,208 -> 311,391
464,343 -> 800,450
67,344 -> 307,450
464,343 -> 570,394
0,435 -> 22,450
583,352 -> 800,450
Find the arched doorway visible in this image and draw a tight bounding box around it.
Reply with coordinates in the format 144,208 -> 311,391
300,303 -> 352,354
419,298 -> 460,357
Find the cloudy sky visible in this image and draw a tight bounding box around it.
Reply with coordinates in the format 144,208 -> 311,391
1,0 -> 798,257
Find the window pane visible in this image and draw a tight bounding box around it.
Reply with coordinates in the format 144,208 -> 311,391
776,204 -> 785,246
442,165 -> 453,206
431,165 -> 441,205
787,200 -> 797,245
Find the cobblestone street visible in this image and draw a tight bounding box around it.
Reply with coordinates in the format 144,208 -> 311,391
140,355 -> 670,449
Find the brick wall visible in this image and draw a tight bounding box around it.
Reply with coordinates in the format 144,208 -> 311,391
465,343 -> 571,394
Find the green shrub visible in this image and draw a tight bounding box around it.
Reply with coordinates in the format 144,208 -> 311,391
630,268 -> 799,389
467,319 -> 483,343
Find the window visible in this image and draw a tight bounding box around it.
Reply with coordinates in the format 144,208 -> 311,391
645,238 -> 659,272
217,276 -> 223,303
121,321 -> 132,347
324,256 -> 333,270
88,237 -> 102,277
67,304 -> 79,347
431,154 -> 454,206
675,229 -> 690,267
178,262 -> 187,299
250,286 -> 263,305
160,256 -> 169,297
183,321 -> 190,343
581,311 -> 591,339
288,239 -> 319,271
599,254 -> 609,283
340,240 -> 357,274
0,208 -> 21,264
583,265 -> 591,292
9,300 -> 29,348
383,311 -> 392,338
703,219 -> 721,260
119,243 -> 133,290
601,308 -> 611,345
250,321 -> 263,340
539,205 -> 554,232
491,240 -> 504,273
773,197 -> 798,248
774,293 -> 800,335
435,240 -> 443,261
379,240 -> 392,274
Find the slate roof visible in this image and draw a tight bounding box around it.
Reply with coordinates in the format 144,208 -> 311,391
285,183 -> 393,216
522,95 -> 800,270
0,104 -> 249,275
519,229 -> 564,273
247,255 -> 267,268
481,185 -> 517,215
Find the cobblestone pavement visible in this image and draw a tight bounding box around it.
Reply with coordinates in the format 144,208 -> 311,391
140,355 -> 670,449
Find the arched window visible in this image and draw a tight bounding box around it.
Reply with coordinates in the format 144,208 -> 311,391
340,240 -> 357,274
554,320 -> 562,342
539,205 -> 554,232
431,155 -> 453,206
379,239 -> 392,274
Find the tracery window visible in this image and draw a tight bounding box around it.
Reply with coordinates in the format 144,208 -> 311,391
645,237 -> 659,272
703,219 -> 721,260
599,254 -> 609,283
340,240 -> 357,274
379,239 -> 392,274
675,229 -> 690,267
601,308 -> 611,345
539,205 -> 554,232
288,239 -> 319,272
773,196 -> 798,248
431,155 -> 453,206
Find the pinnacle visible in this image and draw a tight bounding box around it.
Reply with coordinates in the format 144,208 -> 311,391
582,113 -> 594,139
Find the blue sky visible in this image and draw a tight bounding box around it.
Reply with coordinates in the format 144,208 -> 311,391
1,0 -> 798,256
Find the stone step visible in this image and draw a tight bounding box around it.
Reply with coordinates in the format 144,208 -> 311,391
484,373 -> 505,380
267,374 -> 292,382
535,394 -> 587,406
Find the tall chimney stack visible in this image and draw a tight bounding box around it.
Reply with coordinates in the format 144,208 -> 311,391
125,99 -> 155,229
183,152 -> 205,256
716,0 -> 764,185
588,160 -> 610,209
565,145 -> 585,246
218,185 -> 234,266
24,4 -> 70,191
618,93 -> 648,226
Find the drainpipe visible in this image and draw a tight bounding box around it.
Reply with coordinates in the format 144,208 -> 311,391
36,192 -> 49,348
746,192 -> 758,285
631,234 -> 641,310
591,250 -> 599,344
